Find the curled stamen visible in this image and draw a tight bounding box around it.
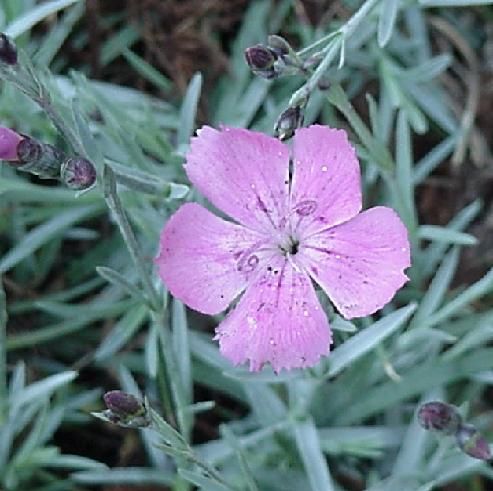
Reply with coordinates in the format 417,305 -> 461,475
294,200 -> 317,216
237,253 -> 260,273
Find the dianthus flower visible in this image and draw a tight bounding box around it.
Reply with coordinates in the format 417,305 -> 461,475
156,125 -> 410,372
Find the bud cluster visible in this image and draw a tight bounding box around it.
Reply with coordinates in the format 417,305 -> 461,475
418,401 -> 491,461
0,126 -> 96,190
244,35 -> 301,80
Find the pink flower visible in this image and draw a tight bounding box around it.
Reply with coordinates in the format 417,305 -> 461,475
0,126 -> 22,161
156,125 -> 410,372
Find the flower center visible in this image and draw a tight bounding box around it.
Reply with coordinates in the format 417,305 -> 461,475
279,236 -> 300,256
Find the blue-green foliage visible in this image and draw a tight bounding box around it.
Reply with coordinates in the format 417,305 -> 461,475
1,1 -> 493,490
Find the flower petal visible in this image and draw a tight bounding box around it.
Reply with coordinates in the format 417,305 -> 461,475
290,125 -> 361,237
0,126 -> 21,160
156,203 -> 266,315
185,126 -> 290,234
300,207 -> 410,319
215,258 -> 331,372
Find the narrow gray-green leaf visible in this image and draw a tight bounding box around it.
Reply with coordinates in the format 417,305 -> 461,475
177,72 -> 203,146
378,0 -> 399,47
12,371 -> 77,408
0,204 -> 101,274
418,225 -> 477,246
424,268 -> 493,329
5,0 -> 81,38
293,419 -> 334,491
412,247 -> 459,327
328,304 -> 417,377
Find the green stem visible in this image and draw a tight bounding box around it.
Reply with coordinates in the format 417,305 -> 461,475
154,309 -> 191,441
103,165 -> 160,310
290,0 -> 382,107
0,281 -> 7,423
290,37 -> 341,107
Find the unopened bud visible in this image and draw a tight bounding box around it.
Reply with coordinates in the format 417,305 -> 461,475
244,45 -> 278,79
16,136 -> 64,178
97,391 -> 150,428
417,401 -> 462,435
104,390 -> 144,416
0,126 -> 22,160
267,35 -> 291,57
0,33 -> 17,65
60,157 -> 96,190
455,424 -> 491,461
274,106 -> 304,141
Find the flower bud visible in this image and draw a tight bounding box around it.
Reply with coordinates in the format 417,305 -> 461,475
267,35 -> 291,57
60,157 -> 96,190
244,45 -> 278,79
16,136 -> 65,178
0,33 -> 17,66
455,424 -> 491,461
104,390 -> 144,416
417,401 -> 462,435
98,391 -> 150,428
274,106 -> 304,141
0,126 -> 22,160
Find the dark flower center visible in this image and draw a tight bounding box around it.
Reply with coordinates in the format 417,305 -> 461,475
280,236 -> 300,256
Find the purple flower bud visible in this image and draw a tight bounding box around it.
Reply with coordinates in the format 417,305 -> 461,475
104,391 -> 144,416
16,136 -> 42,163
245,44 -> 276,70
0,33 -> 17,65
0,126 -> 22,160
16,136 -> 64,178
455,424 -> 491,461
102,391 -> 150,428
60,157 -> 96,190
244,45 -> 279,79
274,106 -> 304,141
417,401 -> 462,435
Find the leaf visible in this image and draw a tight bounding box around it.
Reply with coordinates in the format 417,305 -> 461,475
123,49 -> 172,92
411,248 -> 459,327
172,299 -> 192,404
94,305 -> 148,361
293,419 -> 335,491
378,0 -> 399,47
328,304 -> 417,377
327,84 -> 394,170
418,226 -> 477,246
0,204 -> 102,274
424,267 -> 493,329
335,348 -> 493,424
420,0 -> 493,5
72,468 -> 174,486
4,0 -> 81,38
178,469 -> 232,491
11,371 -> 77,409
96,266 -> 145,301
177,72 -> 203,146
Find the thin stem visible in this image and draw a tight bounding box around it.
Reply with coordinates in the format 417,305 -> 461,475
340,0 -> 381,38
0,281 -> 7,423
289,0 -> 382,107
154,309 -> 191,441
103,165 -> 160,310
297,31 -> 340,57
290,38 -> 341,107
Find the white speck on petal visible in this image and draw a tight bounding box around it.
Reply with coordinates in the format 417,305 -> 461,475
321,165 -> 328,172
